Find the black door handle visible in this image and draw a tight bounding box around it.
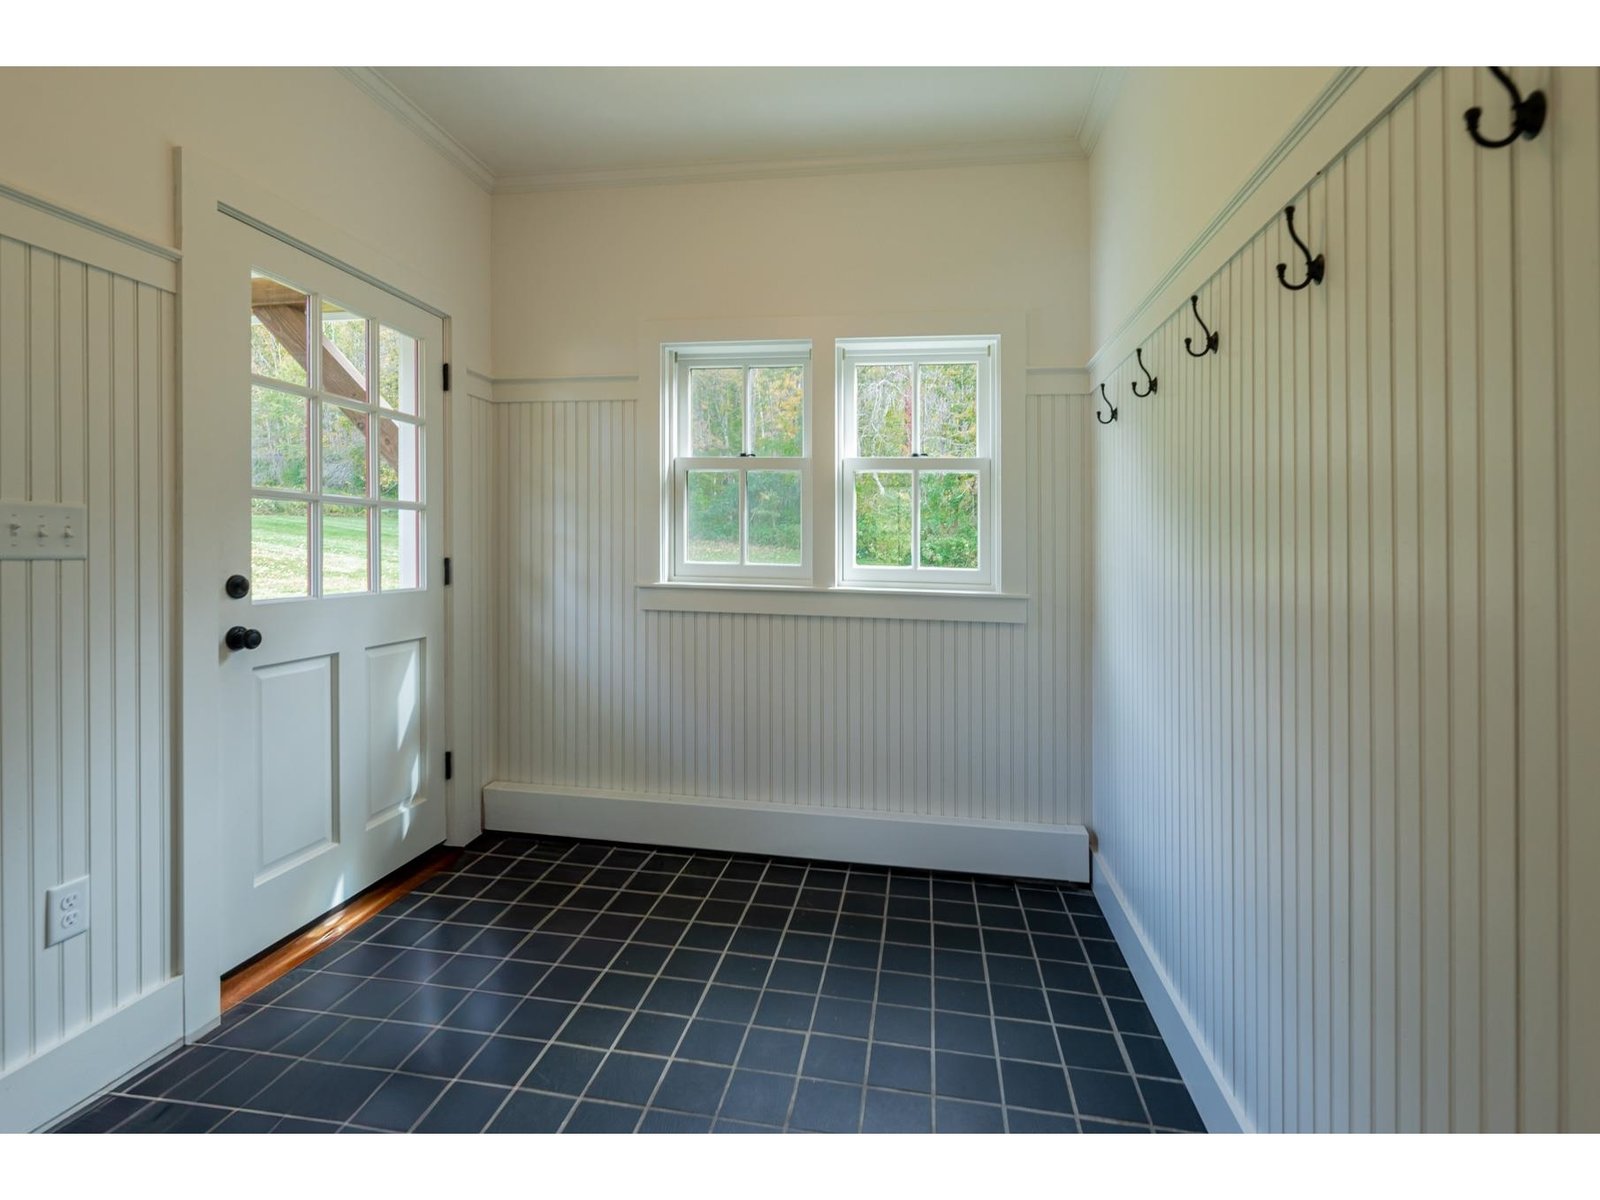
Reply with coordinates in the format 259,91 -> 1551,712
225,574 -> 251,599
225,626 -> 263,652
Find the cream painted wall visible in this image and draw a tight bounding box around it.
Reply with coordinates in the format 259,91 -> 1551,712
0,68 -> 491,369
1088,67 -> 1338,353
491,159 -> 1089,377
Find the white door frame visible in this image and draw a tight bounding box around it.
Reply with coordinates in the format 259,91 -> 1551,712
176,150 -> 475,1041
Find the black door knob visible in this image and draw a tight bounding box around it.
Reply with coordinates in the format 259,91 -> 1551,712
225,626 -> 263,652
225,574 -> 251,599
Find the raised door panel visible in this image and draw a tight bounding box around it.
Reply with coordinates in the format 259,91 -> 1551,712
365,638 -> 425,825
254,655 -> 337,877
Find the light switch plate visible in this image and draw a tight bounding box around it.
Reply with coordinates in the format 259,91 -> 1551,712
45,876 -> 90,947
0,502 -> 87,560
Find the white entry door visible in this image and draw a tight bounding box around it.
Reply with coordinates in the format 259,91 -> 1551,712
217,228 -> 447,968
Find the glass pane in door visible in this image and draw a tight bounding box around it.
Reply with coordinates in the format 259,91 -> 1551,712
320,404 -> 370,497
250,274 -> 309,386
377,416 -> 421,503
251,499 -> 310,599
322,504 -> 371,594
321,299 -> 369,403
378,326 -> 421,414
251,387 -> 309,491
379,507 -> 421,591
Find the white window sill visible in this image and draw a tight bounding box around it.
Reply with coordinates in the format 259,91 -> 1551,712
636,582 -> 1029,624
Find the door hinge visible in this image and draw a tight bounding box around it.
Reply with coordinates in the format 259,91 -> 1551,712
445,751 -> 454,781
442,362 -> 451,392
443,556 -> 452,585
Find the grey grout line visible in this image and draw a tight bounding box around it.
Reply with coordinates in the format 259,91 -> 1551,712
71,839 -> 1188,1134
213,836 -> 625,1133
1047,887 -> 1157,1128
777,863 -> 852,1133
194,897 -> 1146,1119
402,836 -> 635,1132
852,869 -> 893,1132
86,1079 -> 1180,1137
566,848 -> 754,1133
477,839 -> 711,1133
1017,888 -> 1088,1132
970,876 -> 1014,1133
633,856 -> 784,1130
139,837 -> 588,1128
708,862 -> 836,1129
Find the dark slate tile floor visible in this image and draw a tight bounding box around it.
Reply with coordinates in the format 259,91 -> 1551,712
55,832 -> 1204,1134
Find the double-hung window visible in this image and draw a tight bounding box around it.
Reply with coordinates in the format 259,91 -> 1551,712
838,336 -> 996,588
670,343 -> 811,582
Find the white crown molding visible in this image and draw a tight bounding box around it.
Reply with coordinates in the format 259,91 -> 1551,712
1076,66 -> 1126,157
342,68 -> 1096,195
492,137 -> 1082,195
338,67 -> 496,193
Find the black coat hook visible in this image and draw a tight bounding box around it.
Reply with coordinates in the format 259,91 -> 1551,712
1130,348 -> 1157,397
1184,295 -> 1219,357
1276,205 -> 1325,291
1096,382 -> 1118,424
1465,67 -> 1547,149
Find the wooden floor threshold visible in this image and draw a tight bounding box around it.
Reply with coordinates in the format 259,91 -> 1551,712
220,845 -> 460,1012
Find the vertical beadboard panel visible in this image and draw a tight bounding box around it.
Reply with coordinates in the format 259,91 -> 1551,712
1554,67 -> 1600,1136
0,233 -> 175,1076
492,393 -> 1092,827
1091,66 -> 1599,1131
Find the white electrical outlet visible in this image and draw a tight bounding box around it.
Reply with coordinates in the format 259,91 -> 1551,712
45,876 -> 90,947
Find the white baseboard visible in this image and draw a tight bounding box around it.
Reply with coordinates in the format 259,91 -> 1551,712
0,977 -> 185,1132
484,782 -> 1091,882
1092,854 -> 1252,1133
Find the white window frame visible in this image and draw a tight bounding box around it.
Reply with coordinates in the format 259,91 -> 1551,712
837,336 -> 997,590
638,313 -> 1027,625
667,342 -> 812,584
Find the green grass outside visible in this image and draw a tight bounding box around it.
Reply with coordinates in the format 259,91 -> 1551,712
251,508 -> 405,597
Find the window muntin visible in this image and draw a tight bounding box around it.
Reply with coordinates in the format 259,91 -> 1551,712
839,338 -> 995,589
670,347 -> 811,582
249,271 -> 426,599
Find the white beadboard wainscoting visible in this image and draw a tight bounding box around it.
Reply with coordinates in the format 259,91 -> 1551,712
485,390 -> 1095,878
1090,66 -> 1598,1132
0,205 -> 182,1130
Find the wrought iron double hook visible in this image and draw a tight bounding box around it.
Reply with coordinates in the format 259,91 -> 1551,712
1276,205 -> 1325,291
1130,348 -> 1157,397
1465,67 -> 1547,149
1184,295 -> 1219,357
1095,383 -> 1118,425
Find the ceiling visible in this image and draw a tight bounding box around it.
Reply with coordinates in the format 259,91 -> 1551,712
360,67 -> 1116,192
